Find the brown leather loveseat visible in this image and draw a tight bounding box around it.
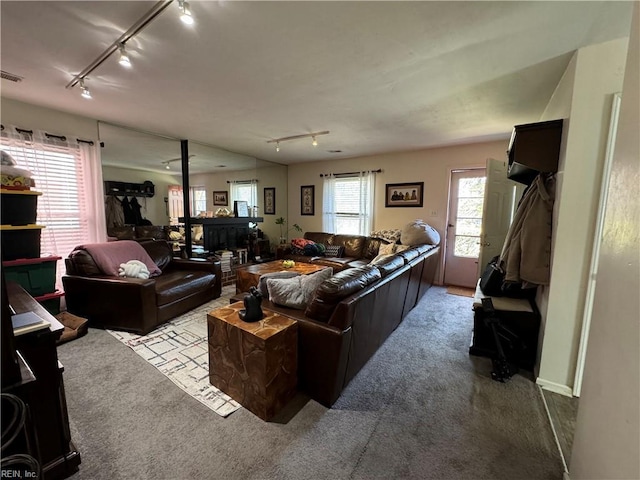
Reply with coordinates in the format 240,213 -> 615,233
63,239 -> 222,335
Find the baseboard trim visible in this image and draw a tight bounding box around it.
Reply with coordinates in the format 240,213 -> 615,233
536,378 -> 574,397
538,385 -> 569,474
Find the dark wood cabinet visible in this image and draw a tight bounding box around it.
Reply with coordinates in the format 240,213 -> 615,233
507,119 -> 563,185
3,283 -> 81,479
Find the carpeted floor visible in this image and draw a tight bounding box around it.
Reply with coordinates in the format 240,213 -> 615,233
57,286 -> 563,480
106,286 -> 240,417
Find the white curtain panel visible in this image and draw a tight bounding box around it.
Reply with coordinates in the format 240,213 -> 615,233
359,170 -> 374,234
322,174 -> 336,233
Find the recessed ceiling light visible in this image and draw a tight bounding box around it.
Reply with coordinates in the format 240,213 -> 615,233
328,150 -> 342,153
215,164 -> 227,168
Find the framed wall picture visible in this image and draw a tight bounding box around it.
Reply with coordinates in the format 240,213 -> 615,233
213,191 -> 228,206
385,182 -> 424,207
264,187 -> 276,215
301,185 -> 315,216
234,200 -> 249,217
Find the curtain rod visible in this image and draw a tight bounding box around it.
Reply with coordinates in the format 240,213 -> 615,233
320,169 -> 382,177
227,179 -> 258,184
3,125 -> 94,145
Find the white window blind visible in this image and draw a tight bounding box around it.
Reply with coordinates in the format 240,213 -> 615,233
323,172 -> 374,235
1,131 -> 106,288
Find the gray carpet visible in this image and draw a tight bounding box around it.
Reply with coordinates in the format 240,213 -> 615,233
57,286 -> 563,480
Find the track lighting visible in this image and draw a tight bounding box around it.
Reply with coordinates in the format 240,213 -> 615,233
79,79 -> 92,99
178,0 -> 194,25
268,130 -> 329,152
118,44 -> 131,68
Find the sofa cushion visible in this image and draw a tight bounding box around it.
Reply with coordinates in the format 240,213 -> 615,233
305,264 -> 381,322
107,225 -> 136,240
266,268 -> 333,309
304,232 -> 334,245
74,240 -> 162,277
141,240 -> 174,271
257,271 -> 301,296
370,228 -> 402,243
332,234 -> 367,258
155,270 -> 216,306
371,254 -> 405,277
400,220 -> 441,246
362,237 -> 390,260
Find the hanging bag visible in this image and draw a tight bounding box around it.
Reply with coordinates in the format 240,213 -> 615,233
479,256 -> 505,296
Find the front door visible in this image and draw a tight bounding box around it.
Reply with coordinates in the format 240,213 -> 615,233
444,169 -> 486,288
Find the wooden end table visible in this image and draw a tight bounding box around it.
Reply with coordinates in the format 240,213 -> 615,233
235,259 -> 329,293
207,302 -> 297,420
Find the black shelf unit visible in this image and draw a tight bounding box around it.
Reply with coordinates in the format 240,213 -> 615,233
507,119 -> 563,185
104,180 -> 155,197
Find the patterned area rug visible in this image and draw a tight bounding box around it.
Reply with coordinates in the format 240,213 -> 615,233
108,285 -> 241,417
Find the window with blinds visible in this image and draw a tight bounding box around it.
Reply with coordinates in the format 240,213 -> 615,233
231,182 -> 257,207
191,186 -> 207,216
324,174 -> 373,235
1,142 -> 91,287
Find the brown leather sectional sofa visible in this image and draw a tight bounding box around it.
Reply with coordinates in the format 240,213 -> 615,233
63,239 -> 222,335
253,233 -> 440,406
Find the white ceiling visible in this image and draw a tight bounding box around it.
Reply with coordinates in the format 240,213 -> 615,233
0,1 -> 634,173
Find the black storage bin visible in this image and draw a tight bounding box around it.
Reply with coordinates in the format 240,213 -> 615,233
0,225 -> 43,261
0,190 -> 41,226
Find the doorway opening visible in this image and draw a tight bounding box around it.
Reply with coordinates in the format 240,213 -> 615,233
444,169 -> 486,288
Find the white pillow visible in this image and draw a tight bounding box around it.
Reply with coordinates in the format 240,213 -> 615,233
400,220 -> 440,246
257,271 -> 300,296
266,268 -> 333,309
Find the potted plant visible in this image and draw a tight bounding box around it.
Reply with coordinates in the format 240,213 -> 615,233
275,217 -> 302,244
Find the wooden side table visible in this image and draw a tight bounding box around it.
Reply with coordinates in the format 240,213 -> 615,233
207,302 -> 297,420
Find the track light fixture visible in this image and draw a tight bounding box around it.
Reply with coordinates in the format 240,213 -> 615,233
65,1 -> 195,97
267,131 -> 329,152
118,44 -> 131,68
178,0 -> 194,25
79,79 -> 92,99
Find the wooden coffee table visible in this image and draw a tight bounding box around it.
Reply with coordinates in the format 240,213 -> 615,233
207,302 -> 297,421
235,259 -> 329,293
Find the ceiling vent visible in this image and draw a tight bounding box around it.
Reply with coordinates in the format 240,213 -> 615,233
1,70 -> 23,83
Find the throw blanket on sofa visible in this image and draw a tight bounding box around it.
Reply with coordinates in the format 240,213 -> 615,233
77,240 -> 161,277
118,260 -> 151,279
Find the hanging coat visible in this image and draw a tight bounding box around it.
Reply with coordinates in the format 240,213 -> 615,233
105,196 -> 125,228
500,174 -> 555,286
129,196 -> 144,226
121,196 -> 137,225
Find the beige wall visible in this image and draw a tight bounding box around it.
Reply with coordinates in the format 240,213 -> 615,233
1,97 -> 98,139
537,37 -> 629,395
570,4 -> 639,478
102,166 -> 179,225
287,140 -> 509,282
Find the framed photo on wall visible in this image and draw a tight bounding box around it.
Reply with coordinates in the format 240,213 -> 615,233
301,185 -> 314,215
264,187 -> 276,215
213,191 -> 228,206
385,182 -> 424,207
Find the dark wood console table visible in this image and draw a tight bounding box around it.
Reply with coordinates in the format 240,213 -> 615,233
3,282 -> 81,479
180,217 -> 264,252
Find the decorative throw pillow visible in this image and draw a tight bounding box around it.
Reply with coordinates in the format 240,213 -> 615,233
378,242 -> 396,255
323,245 -> 345,258
257,271 -> 301,296
400,220 -> 441,246
395,244 -> 410,253
266,268 -> 333,309
370,228 -> 402,243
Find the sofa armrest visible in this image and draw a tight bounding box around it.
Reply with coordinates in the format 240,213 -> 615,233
62,275 -> 158,334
